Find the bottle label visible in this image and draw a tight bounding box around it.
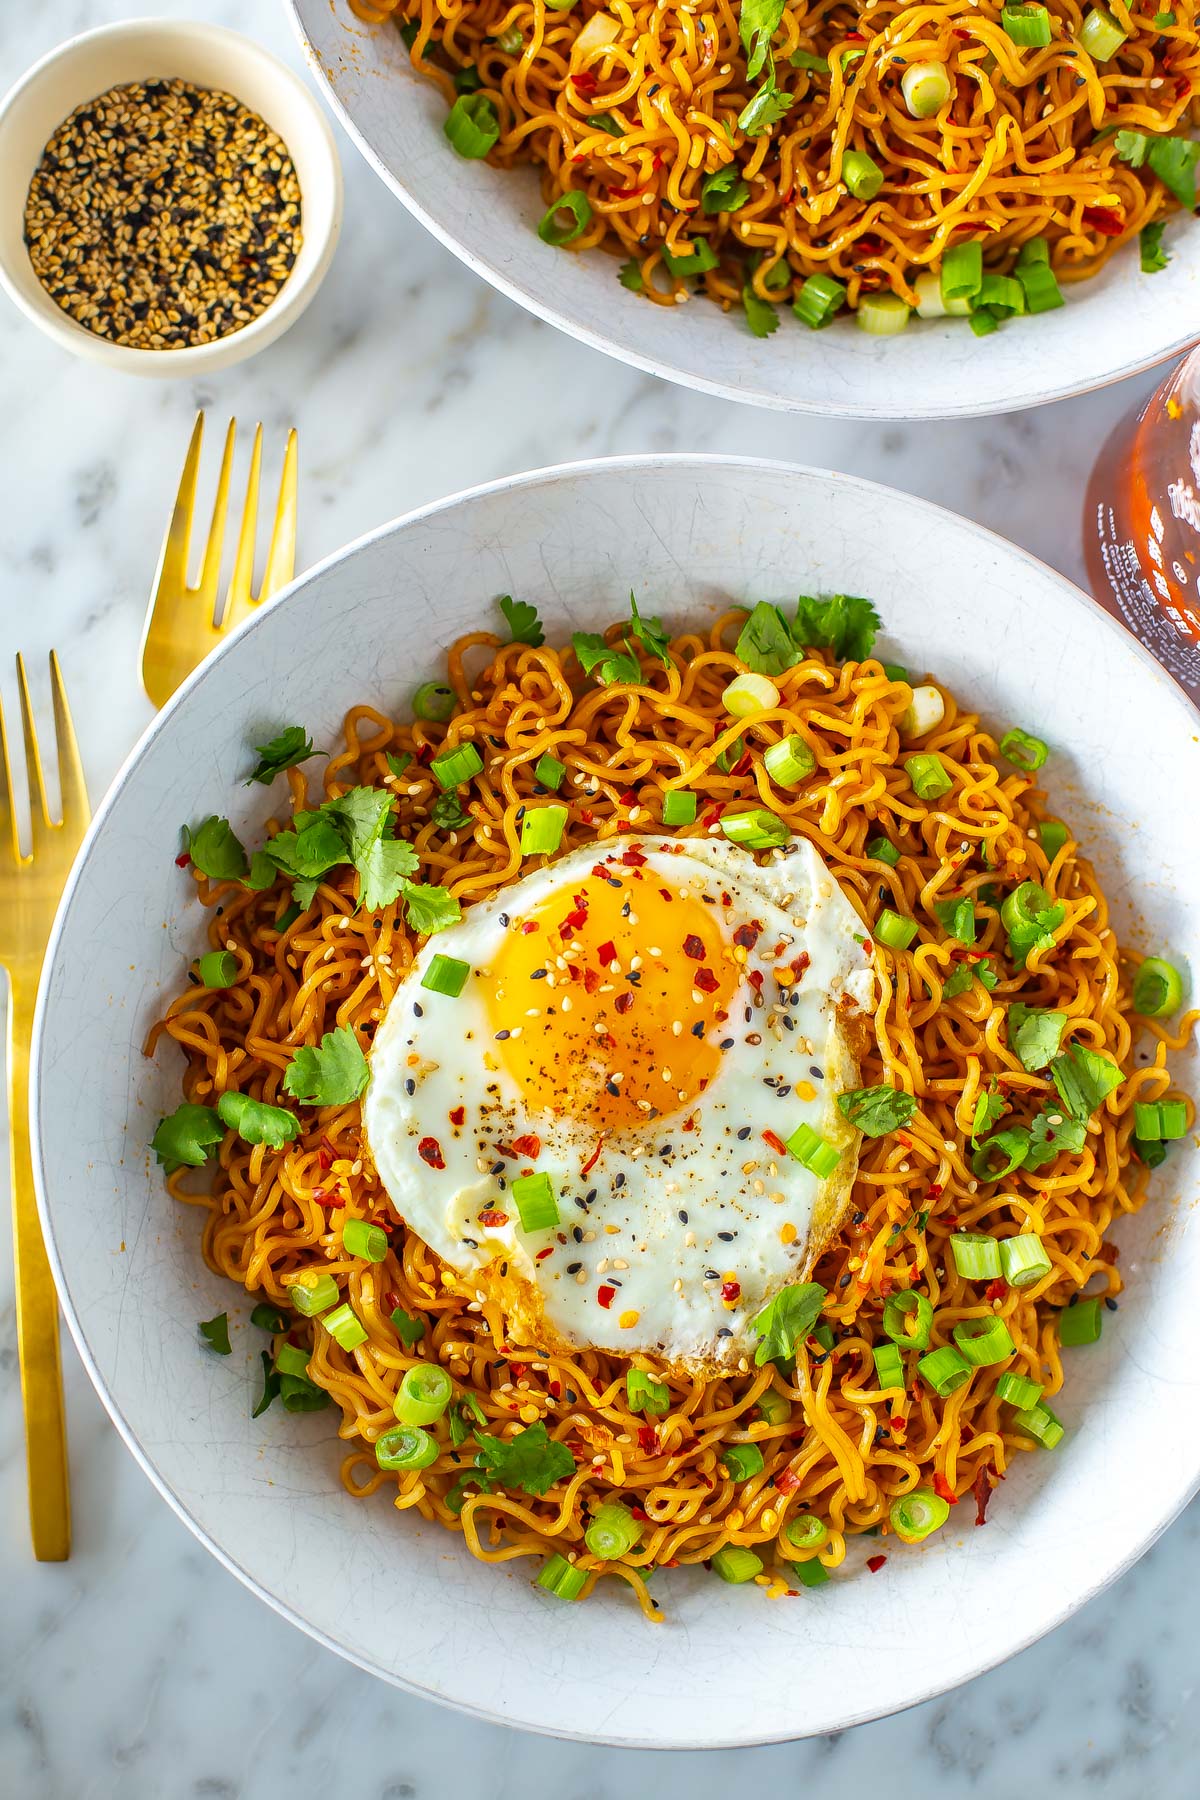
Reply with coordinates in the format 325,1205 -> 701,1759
1090,498 -> 1200,696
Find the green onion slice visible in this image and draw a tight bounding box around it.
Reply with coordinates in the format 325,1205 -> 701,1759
883,1290 -> 933,1351
421,952 -> 471,998
890,1488 -> 950,1542
998,1233 -> 1052,1288
720,807 -> 789,850
757,1388 -> 791,1425
875,908 -> 918,951
511,1171 -> 560,1232
785,1121 -> 841,1180
520,804 -> 568,857
873,1342 -> 906,1390
1058,1296 -> 1104,1345
1010,1402 -> 1064,1448
342,1218 -> 388,1263
375,1424 -> 439,1470
1080,4 -> 1127,60
866,835 -> 900,866
711,1545 -> 764,1584
999,727 -> 1048,771
197,949 -> 238,988
763,734 -> 816,786
949,1233 -> 1002,1281
537,1553 -> 587,1599
538,190 -> 592,246
413,681 -> 456,722
906,753 -> 953,801
585,1501 -> 642,1559
534,752 -> 566,790
1034,818 -> 1069,862
792,1556 -> 830,1587
444,94 -> 500,159
394,1362 -> 454,1425
780,1513 -> 828,1554
941,239 -> 983,302
721,1442 -> 766,1481
842,148 -> 883,199
1002,4 -> 1053,47
288,1271 -> 338,1317
323,1302 -> 368,1351
917,1344 -> 972,1396
996,1369 -> 1044,1409
627,1368 -> 671,1415
431,742 -> 483,790
1132,956 -> 1184,1018
661,788 -> 697,827
856,292 -> 910,336
274,1342 -> 311,1379
952,1315 -> 1016,1366
901,61 -> 952,119
793,273 -> 846,329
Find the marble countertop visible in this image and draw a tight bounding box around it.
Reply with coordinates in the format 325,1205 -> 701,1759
1,1 -> 1197,1795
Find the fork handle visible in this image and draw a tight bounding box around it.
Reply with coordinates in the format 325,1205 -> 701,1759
8,982 -> 71,1560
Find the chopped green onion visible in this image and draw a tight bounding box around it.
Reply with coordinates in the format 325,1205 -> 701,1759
1058,1296 -> 1104,1346
757,1389 -> 791,1425
724,672 -> 780,716
742,284 -> 779,339
1080,4 -> 1126,59
1002,4 -> 1053,47
520,804 -> 568,856
721,1442 -> 766,1481
780,1513 -> 828,1555
914,271 -> 970,318
394,1362 -> 454,1425
902,61 -> 953,119
875,908 -> 919,951
288,1271 -> 338,1317
1034,818 -> 1069,862
413,681 -> 456,722
999,728 -> 1048,771
763,735 -> 816,786
917,1344 -> 972,1396
197,949 -> 238,988
585,1501 -> 642,1559
949,1233 -> 1002,1281
375,1424 -> 439,1470
711,1545 -> 763,1584
1011,1402 -> 1064,1448
661,789 -> 697,827
342,1218 -> 388,1263
1132,956 -> 1184,1018
444,94 -> 500,159
999,1233 -> 1052,1288
720,807 -> 789,850
421,953 -> 471,998
1017,259 -> 1064,313
496,25 -> 524,52
1135,1132 -> 1168,1168
969,307 -> 1000,338
701,165 -> 751,215
1017,237 -> 1050,267
941,239 -> 983,302
890,1488 -> 950,1542
1142,1099 -> 1188,1140
906,753 -> 953,800
278,1373 -> 330,1413
454,64 -> 482,94
952,1315 -> 1016,1366
626,1368 -> 671,1415
250,1302 -> 287,1333
785,1121 -> 842,1180
1001,879 -> 1064,966
511,1171 -> 559,1232
431,742 -> 483,790
538,190 -> 592,245
662,238 -> 720,277
842,148 -> 884,199
715,734 -> 745,776
537,1553 -> 587,1599
323,1302 -> 368,1351
883,1290 -> 933,1350
873,1342 -> 906,1390
793,273 -> 846,329
856,292 -> 910,335
1154,9 -> 1177,24
534,752 -> 566,790
996,1370 -> 1045,1408
791,1556 -> 830,1587
274,1343 -> 311,1379
866,835 -> 901,867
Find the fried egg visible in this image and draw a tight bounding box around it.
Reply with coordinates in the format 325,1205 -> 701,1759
364,835 -> 875,1370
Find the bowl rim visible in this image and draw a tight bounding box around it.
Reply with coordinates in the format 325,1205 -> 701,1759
285,0 -> 1200,423
31,453 -> 1200,1743
0,15 -> 343,375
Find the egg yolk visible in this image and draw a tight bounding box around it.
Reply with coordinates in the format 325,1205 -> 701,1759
487,853 -> 742,1131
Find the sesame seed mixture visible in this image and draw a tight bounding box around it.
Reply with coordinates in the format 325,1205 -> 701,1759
24,78 -> 302,350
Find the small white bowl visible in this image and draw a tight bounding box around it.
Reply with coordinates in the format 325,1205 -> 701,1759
0,18 -> 342,375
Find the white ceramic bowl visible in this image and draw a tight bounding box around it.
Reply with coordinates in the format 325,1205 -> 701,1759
33,457 -> 1200,1745
0,19 -> 342,375
288,0 -> 1200,421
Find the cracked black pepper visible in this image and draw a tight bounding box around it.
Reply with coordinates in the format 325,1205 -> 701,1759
24,77 -> 302,351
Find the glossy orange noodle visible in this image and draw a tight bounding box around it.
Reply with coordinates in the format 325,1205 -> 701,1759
149,613 -> 1194,1616
349,0 -> 1200,320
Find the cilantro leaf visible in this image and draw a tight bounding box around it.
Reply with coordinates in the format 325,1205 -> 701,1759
1049,1043 -> 1123,1121
386,750 -> 412,779
572,631 -> 642,686
246,726 -> 319,785
186,816 -> 248,881
738,75 -> 794,137
246,850 -> 278,891
291,876 -> 320,911
283,1024 -> 371,1107
618,258 -> 645,293
199,1312 -> 231,1355
401,880 -> 462,935
359,834 -> 420,912
431,791 -> 471,831
739,0 -> 786,81
152,1102 -> 224,1172
473,1420 -> 575,1496
1024,1109 -> 1088,1170
1008,1003 -> 1068,1072
449,1391 -> 488,1447
750,1281 -> 827,1367
735,601 -> 802,675
934,898 -> 977,945
793,593 -> 882,663
742,283 -> 779,337
1147,134 -> 1200,210
279,1373 -> 332,1412
322,787 -> 394,866
252,1348 -> 280,1417
217,1090 -> 300,1149
628,592 -> 670,666
944,957 -> 998,998
971,1087 -> 1007,1140
1114,128 -> 1148,169
1141,220 -> 1170,274
971,1125 -> 1031,1180
262,814 -> 348,881
390,1306 -> 426,1348
836,1084 -> 916,1137
498,594 -> 545,646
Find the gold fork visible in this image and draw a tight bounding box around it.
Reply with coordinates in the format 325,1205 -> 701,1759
140,412 -> 299,708
1,654 -> 89,1560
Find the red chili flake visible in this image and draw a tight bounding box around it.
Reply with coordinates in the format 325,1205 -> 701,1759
746,969 -> 764,992
384,1289 -> 399,1311
721,1280 -> 741,1304
521,921 -> 539,935
846,28 -> 865,38
780,185 -> 794,206
953,25 -> 972,36
942,1214 -> 959,1230
548,1379 -> 562,1398
174,850 -> 192,869
449,1105 -> 466,1127
889,1414 -> 906,1431
311,1187 -> 337,1207
866,1554 -> 888,1573
973,1464 -> 995,1526
607,184 -> 645,200
317,1144 -> 333,1172
683,933 -> 706,960
512,1133 -> 541,1159
658,887 -> 674,903
566,963 -> 582,982
1175,74 -> 1192,98
582,1137 -> 605,1176
571,71 -> 599,95
418,1136 -> 446,1170
721,891 -> 732,907
1083,206 -> 1125,236
762,1128 -> 788,1156
629,1503 -> 649,1521
733,922 -> 762,950
730,750 -> 753,777
621,846 -> 647,867
924,1182 -> 944,1200
775,1467 -> 801,1495
579,808 -> 595,825
790,952 -> 811,983
700,804 -> 726,827
614,990 -> 634,1014
637,1425 -> 661,1454
479,1209 -> 509,1228
857,235 -> 882,255
597,1284 -> 616,1309
651,151 -> 664,171
584,967 -> 601,994
985,1277 -> 1008,1303
562,905 -> 588,932
932,1472 -> 959,1506
536,1247 -> 554,1261
597,940 -> 617,966
694,967 -> 720,993
896,1134 -> 913,1150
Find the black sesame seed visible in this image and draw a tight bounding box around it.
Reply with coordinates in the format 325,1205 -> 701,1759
678,1209 -> 688,1223
717,1230 -> 735,1241
567,1261 -> 582,1273
413,1003 -> 424,1018
737,1127 -> 751,1141
572,1225 -> 584,1242
498,912 -> 510,926
404,1079 -> 416,1097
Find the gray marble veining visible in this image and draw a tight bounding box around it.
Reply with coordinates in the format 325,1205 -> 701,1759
0,0 -> 1196,1795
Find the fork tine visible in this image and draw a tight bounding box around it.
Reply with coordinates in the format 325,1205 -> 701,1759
220,422 -> 263,635
195,419 -> 236,622
48,652 -> 88,832
16,655 -> 51,844
259,427 -> 298,602
0,687 -> 20,864
154,410 -> 205,598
